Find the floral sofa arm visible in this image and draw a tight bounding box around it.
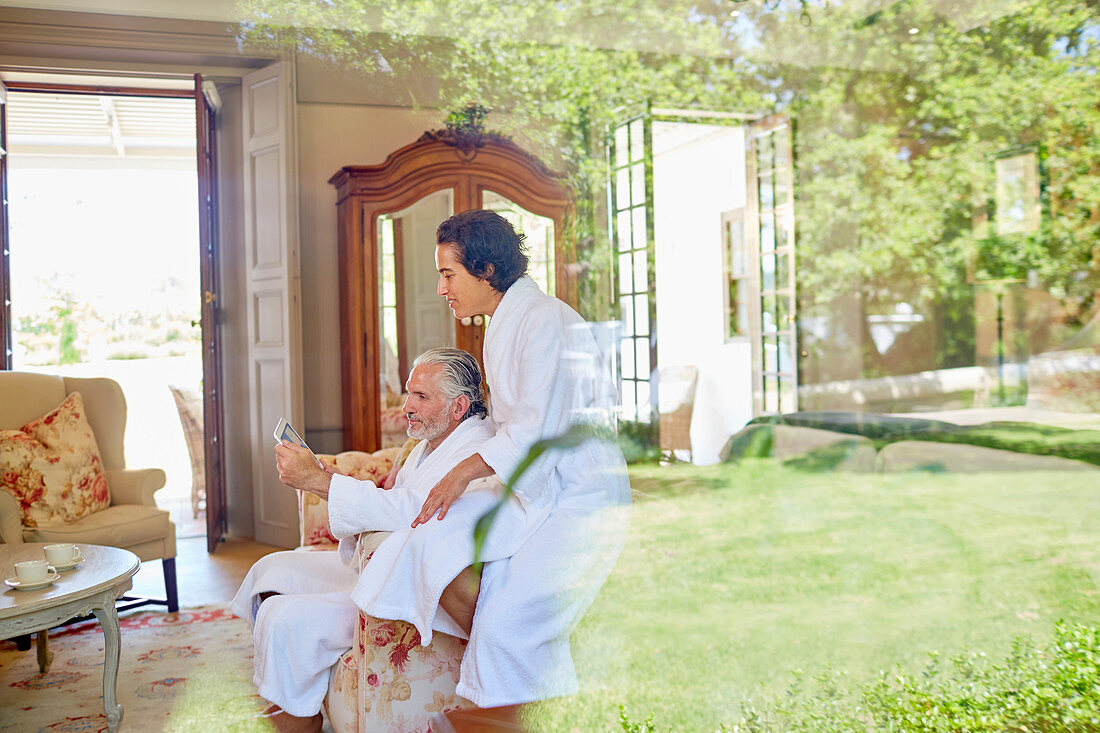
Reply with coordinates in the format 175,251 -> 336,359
308,438 -> 470,733
329,515 -> 468,732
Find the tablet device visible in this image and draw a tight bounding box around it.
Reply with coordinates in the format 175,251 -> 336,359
274,418 -> 324,468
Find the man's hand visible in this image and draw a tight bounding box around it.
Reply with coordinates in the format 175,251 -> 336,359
382,462 -> 399,490
275,442 -> 335,500
412,453 -> 494,527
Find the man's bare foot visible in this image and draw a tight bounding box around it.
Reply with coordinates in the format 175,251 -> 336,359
259,703 -> 323,733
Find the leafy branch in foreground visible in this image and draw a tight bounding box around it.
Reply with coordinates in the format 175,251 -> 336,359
471,423 -> 608,571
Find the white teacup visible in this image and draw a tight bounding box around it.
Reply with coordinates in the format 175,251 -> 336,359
44,543 -> 82,566
14,559 -> 56,583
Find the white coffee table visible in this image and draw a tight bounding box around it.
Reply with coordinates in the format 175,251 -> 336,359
1,543 -> 140,733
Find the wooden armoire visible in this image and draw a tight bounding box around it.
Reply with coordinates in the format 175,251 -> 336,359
329,131 -> 573,450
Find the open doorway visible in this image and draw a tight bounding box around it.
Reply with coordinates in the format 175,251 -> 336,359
609,109 -> 796,464
4,88 -> 207,539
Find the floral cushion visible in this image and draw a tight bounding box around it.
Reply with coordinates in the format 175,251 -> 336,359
298,491 -> 338,547
325,651 -> 360,733
0,392 -> 110,528
380,406 -> 408,435
356,616 -> 467,732
347,499 -> 467,731
299,447 -> 406,548
329,448 -> 401,485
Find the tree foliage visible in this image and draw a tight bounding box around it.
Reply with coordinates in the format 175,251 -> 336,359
238,0 -> 1100,376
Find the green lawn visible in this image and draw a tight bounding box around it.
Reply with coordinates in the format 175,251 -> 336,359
527,461 -> 1100,731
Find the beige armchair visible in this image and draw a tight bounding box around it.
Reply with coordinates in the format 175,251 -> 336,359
0,371 -> 177,612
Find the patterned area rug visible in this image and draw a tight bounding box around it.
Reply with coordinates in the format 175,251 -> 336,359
0,607 -> 274,732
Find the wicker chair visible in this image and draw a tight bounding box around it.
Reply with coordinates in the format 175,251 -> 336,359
168,385 -> 205,518
658,365 -> 699,462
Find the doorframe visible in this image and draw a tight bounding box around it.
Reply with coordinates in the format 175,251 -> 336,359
0,79 -> 228,546
0,80 -> 9,371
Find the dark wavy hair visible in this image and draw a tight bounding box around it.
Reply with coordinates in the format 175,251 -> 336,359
436,209 -> 528,293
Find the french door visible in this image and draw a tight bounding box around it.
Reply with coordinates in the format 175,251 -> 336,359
195,75 -> 227,551
0,81 -> 9,370
746,115 -> 798,416
607,111 -> 657,425
0,78 -> 230,549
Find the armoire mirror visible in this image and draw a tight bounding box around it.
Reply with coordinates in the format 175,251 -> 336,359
330,134 -> 572,450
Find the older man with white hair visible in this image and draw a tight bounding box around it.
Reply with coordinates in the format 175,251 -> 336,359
231,347 -> 493,733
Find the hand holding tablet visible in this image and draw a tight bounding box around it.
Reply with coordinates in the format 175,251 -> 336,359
274,418 -> 325,469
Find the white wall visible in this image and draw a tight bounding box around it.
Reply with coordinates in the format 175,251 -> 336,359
652,122 -> 752,464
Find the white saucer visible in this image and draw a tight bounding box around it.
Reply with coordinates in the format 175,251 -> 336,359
5,571 -> 60,591
53,556 -> 84,572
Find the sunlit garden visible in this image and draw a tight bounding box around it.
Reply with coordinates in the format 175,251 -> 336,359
5,0 -> 1100,730
529,459 -> 1100,731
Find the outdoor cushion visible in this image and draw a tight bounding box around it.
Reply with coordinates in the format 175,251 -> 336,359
721,423 -> 878,471
874,441 -> 1100,473
0,392 -> 111,527
749,410 -> 959,440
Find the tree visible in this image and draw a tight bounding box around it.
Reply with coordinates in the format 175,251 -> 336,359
238,0 -> 1100,379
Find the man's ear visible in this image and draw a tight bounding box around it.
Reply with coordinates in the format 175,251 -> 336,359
482,263 -> 495,281
452,394 -> 471,421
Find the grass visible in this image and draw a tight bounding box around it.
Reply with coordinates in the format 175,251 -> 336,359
525,460 -> 1100,731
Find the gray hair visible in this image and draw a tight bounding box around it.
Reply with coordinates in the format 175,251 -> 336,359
411,348 -> 488,421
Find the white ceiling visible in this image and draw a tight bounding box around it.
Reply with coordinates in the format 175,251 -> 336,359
6,90 -> 196,161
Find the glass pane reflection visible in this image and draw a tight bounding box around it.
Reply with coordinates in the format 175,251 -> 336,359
762,252 -> 776,292
617,210 -> 633,253
620,338 -> 635,380
483,191 -> 556,296
635,294 -> 649,335
631,163 -> 646,204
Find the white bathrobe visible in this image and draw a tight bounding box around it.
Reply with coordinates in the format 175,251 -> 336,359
456,276 -> 632,707
229,415 -> 495,717
337,416 -> 539,644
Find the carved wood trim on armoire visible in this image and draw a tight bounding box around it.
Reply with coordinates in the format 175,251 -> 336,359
329,135 -> 573,451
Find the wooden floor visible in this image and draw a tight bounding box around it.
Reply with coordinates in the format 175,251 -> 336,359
129,535 -> 282,608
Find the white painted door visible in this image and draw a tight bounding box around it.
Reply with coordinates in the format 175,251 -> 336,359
242,60 -> 303,548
